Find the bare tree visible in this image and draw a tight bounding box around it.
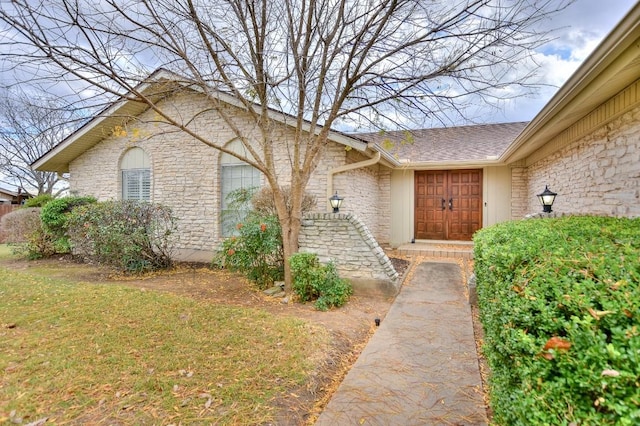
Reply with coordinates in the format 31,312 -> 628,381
0,0 -> 569,288
0,89 -> 79,197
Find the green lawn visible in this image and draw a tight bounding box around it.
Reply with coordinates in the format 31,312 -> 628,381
0,261 -> 328,424
0,244 -> 17,260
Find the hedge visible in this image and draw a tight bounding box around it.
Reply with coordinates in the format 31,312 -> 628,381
474,216 -> 640,425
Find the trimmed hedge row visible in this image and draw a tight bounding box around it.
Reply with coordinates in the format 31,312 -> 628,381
474,216 -> 640,425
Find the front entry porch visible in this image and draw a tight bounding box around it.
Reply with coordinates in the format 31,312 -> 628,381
396,240 -> 474,260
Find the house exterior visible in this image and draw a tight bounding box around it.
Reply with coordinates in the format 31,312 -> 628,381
33,3 -> 640,262
502,4 -> 640,219
0,187 -> 29,205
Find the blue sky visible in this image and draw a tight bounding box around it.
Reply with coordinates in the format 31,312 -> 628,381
487,0 -> 638,123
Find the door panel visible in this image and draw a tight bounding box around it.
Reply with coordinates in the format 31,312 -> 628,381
415,170 -> 483,241
415,171 -> 447,239
448,170 -> 482,240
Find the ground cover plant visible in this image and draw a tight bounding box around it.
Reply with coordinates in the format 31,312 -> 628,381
474,216 -> 640,425
0,263 -> 328,424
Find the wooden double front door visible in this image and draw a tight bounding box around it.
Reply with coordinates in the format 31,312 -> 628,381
415,170 -> 483,241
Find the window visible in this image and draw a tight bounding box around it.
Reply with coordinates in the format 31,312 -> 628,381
220,142 -> 261,236
120,147 -> 151,201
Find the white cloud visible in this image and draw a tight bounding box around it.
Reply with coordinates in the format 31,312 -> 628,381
489,0 -> 637,123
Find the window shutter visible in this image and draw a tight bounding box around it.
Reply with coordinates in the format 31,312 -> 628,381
123,169 -> 151,201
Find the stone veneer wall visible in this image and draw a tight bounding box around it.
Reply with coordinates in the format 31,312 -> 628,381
510,162 -> 529,219
68,91 -> 388,260
332,149 -> 391,245
299,212 -> 399,296
526,105 -> 640,217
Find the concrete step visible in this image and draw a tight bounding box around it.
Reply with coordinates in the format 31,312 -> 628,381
396,240 -> 474,259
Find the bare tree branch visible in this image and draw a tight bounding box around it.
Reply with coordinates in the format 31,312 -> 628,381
0,0 -> 572,286
0,89 -> 81,196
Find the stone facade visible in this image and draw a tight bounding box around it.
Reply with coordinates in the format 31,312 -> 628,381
332,150 -> 391,245
525,104 -> 640,217
68,91 -> 390,260
510,162 -> 528,219
299,213 -> 399,296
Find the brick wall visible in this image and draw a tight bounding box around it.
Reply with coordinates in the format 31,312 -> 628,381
526,105 -> 640,217
299,212 -> 399,296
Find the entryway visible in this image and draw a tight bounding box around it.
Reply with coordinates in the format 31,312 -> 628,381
414,170 -> 482,241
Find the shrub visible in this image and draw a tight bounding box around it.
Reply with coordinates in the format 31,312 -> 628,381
251,186 -> 316,216
289,252 -> 352,311
215,213 -> 284,289
39,195 -> 97,254
0,208 -> 51,258
474,216 -> 640,425
215,186 -> 318,289
23,194 -> 54,208
0,207 -> 62,259
67,200 -> 178,273
1,208 -> 41,244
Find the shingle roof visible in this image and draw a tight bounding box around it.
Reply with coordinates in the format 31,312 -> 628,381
355,122 -> 529,163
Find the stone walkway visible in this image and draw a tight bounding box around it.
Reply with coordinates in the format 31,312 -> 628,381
315,261 -> 487,426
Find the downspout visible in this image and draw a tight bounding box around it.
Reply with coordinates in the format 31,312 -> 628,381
326,151 -> 382,211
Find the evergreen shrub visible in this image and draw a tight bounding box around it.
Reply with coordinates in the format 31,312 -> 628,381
474,216 -> 640,425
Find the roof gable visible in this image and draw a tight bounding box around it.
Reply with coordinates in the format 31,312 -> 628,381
32,69 -> 368,173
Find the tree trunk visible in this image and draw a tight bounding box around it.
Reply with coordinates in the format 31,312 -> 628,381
277,193 -> 303,293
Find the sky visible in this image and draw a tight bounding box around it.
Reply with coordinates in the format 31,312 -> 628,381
488,0 -> 639,123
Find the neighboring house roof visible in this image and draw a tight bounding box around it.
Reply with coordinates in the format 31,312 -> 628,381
0,188 -> 18,198
32,69 -> 369,173
356,122 -> 528,166
502,3 -> 640,163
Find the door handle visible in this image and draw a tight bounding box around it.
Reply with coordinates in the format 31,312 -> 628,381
441,198 -> 446,210
449,198 -> 453,211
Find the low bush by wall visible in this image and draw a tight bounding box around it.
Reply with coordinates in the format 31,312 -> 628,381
299,213 -> 399,296
474,216 -> 639,425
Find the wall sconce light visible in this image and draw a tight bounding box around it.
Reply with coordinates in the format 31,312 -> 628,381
537,185 -> 557,213
329,191 -> 344,213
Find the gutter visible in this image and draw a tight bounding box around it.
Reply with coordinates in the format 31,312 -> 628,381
327,151 -> 381,211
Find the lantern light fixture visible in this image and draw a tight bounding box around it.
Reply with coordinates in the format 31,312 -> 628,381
537,185 -> 557,213
329,191 -> 344,213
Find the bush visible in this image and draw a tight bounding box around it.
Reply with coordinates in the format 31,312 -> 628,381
215,213 -> 284,289
1,208 -> 41,244
23,194 -> 54,208
474,216 -> 640,425
0,207 -> 62,259
67,200 -> 178,273
215,186 -> 318,289
289,252 -> 352,311
251,186 -> 316,216
39,195 -> 97,254
0,208 -> 51,258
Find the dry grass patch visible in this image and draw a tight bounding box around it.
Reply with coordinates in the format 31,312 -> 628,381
0,267 -> 329,425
